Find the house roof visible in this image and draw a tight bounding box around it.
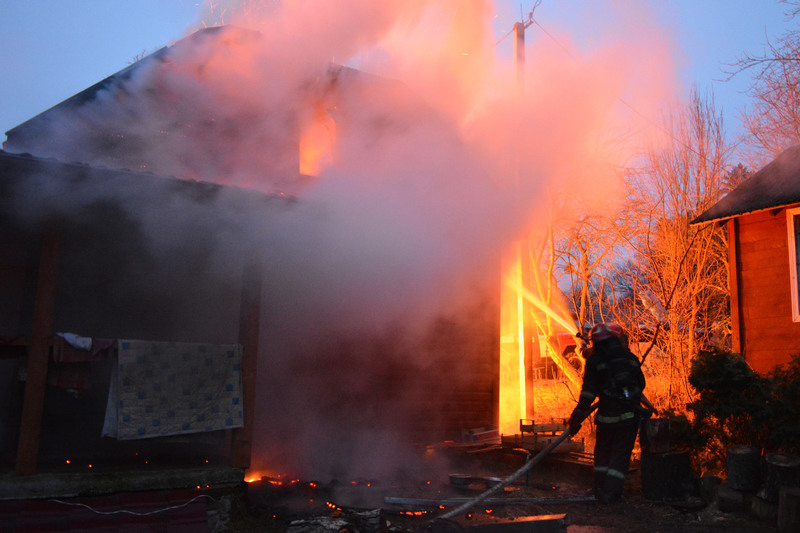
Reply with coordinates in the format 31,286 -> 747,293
1,25 -> 402,196
692,145 -> 800,225
3,26 -> 247,143
4,24 -> 394,146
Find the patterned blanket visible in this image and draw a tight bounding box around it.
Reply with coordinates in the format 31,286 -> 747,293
102,340 -> 244,440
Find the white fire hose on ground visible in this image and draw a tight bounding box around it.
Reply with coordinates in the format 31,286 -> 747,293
435,403 -> 599,521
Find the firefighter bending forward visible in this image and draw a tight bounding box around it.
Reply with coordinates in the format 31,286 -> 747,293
568,322 -> 647,504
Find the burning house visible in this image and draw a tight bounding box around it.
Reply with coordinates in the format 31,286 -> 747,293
0,25 -> 507,486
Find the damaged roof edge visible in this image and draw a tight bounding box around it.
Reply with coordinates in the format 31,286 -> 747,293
3,26 -> 257,144
2,51 -> 165,145
0,149 -> 298,206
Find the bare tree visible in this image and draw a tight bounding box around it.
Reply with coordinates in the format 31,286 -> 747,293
623,87 -> 733,411
554,213 -> 621,329
732,1 -> 800,156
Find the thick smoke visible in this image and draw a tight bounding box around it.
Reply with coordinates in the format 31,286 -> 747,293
6,1 -> 678,480
216,0 -> 676,481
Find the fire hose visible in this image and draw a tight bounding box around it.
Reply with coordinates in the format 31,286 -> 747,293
434,403 -> 599,521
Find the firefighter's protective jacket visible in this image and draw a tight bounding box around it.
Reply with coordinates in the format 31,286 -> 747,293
573,337 -> 646,425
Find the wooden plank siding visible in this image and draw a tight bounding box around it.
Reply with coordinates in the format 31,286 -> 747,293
282,289 -> 501,448
418,297 -> 500,440
735,209 -> 800,373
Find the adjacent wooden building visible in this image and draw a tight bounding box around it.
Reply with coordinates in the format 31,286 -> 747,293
692,146 -> 800,373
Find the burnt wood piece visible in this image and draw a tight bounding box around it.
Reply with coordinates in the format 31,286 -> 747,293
779,486 -> 800,533
641,450 -> 691,501
384,496 -> 594,509
726,445 -> 761,491
760,453 -> 800,503
287,509 -> 385,533
455,514 -> 569,533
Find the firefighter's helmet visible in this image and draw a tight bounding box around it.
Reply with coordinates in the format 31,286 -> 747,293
589,322 -> 623,343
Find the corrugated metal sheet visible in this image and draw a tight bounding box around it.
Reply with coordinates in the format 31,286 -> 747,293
691,145 -> 800,225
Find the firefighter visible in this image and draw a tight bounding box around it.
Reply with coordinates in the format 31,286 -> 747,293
568,322 -> 647,504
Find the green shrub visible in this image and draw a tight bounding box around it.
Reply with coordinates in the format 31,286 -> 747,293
686,348 -> 771,463
684,349 -> 800,460
767,354 -> 800,455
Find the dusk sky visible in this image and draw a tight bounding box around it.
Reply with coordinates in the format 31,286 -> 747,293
0,1 -> 794,146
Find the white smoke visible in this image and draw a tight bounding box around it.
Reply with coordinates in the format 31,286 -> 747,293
4,0 -> 680,480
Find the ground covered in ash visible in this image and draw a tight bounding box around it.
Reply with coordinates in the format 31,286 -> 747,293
227,449 -> 778,532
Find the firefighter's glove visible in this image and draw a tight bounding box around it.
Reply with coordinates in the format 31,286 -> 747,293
568,408 -> 588,436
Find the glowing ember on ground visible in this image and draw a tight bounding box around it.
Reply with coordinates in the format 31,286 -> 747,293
400,510 -> 431,516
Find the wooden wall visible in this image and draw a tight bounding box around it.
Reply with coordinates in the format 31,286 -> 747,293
735,208 -> 800,372
261,289 -> 501,448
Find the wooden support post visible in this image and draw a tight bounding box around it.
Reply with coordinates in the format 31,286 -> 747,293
232,262 -> 262,469
16,228 -> 61,475
726,218 -> 742,354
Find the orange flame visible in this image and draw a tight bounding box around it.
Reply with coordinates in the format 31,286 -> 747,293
299,104 -> 336,176
499,248 -> 581,433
